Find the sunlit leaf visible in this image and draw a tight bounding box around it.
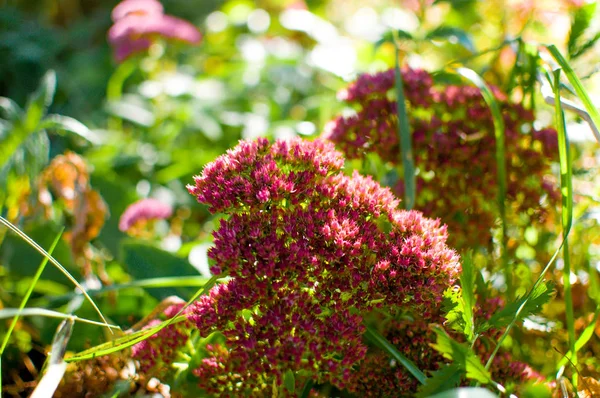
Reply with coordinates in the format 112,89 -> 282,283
568,2 -> 597,58
431,327 -> 491,384
479,281 -> 554,333
571,32 -> 600,59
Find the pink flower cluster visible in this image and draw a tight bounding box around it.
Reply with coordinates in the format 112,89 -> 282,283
108,0 -> 201,62
323,68 -> 559,249
118,198 -> 172,232
183,137 -> 461,395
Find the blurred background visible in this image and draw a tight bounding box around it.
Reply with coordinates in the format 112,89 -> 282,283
1,0 -> 600,396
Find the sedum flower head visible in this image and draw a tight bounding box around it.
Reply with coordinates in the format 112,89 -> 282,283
184,137 -> 460,395
323,67 -> 559,249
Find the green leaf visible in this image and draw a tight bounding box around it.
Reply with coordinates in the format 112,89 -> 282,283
426,26 -> 476,53
571,31 -> 600,59
283,369 -> 295,394
443,286 -> 464,333
428,387 -> 498,398
416,364 -> 463,397
479,281 -> 554,333
0,71 -> 55,170
0,96 -> 22,121
568,2 -> 597,58
121,241 -> 203,300
375,29 -> 413,50
431,327 -> 492,384
23,70 -> 56,133
0,130 -> 50,188
40,114 -> 101,144
364,324 -> 427,384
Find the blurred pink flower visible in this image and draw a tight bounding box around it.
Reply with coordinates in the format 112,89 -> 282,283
118,198 -> 173,232
111,0 -> 164,21
108,0 -> 201,62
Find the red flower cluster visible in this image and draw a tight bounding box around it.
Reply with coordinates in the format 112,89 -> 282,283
184,137 -> 460,395
108,0 -> 201,62
323,68 -> 559,249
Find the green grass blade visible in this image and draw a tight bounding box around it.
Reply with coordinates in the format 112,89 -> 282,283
66,275 -> 219,362
0,308 -> 120,329
0,229 -> 63,355
455,67 -> 510,298
460,252 -> 476,342
392,30 -> 416,210
483,67 -> 576,371
546,45 -> 600,142
0,216 -> 111,331
65,316 -> 184,362
553,68 -> 576,367
0,229 -> 61,395
557,305 -> 600,370
364,324 -> 427,384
